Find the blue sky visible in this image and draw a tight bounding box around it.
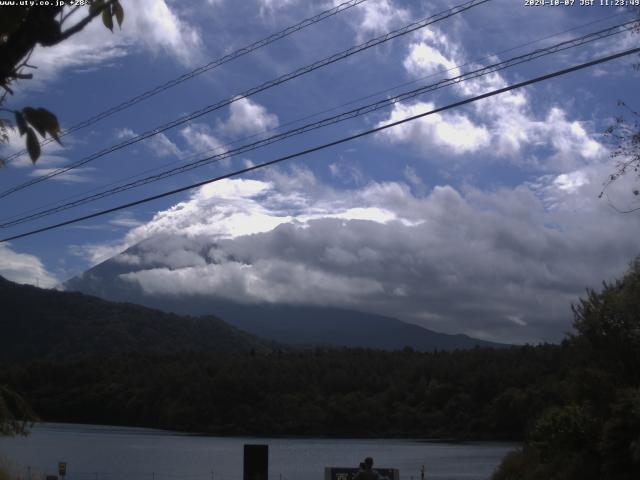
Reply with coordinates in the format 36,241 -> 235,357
1,0 -> 639,343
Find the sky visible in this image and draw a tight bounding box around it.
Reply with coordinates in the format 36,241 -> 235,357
1,0 -> 639,344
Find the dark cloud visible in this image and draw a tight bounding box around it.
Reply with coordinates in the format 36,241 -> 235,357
84,171 -> 640,344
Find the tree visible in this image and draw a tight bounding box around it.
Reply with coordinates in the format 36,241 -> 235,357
493,257 -> 640,479
0,0 -> 125,436
0,0 -> 124,165
600,102 -> 640,211
571,256 -> 640,385
599,16 -> 640,211
0,386 -> 36,436
599,388 -> 640,480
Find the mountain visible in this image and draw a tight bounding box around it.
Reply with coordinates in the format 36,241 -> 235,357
64,240 -> 506,351
0,275 -> 274,361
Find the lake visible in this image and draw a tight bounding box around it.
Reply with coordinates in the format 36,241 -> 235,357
0,424 -> 516,480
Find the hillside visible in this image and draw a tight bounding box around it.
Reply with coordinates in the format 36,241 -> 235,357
64,240 -> 506,351
0,346 -> 565,438
0,276 -> 273,361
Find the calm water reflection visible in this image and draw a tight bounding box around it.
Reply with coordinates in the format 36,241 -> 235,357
0,424 -> 516,480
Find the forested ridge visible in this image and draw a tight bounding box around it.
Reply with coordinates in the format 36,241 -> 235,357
0,275 -> 274,360
1,259 -> 640,478
0,345 -> 565,439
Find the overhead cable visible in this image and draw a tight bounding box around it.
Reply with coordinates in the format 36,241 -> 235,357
0,0 -> 492,198
2,45 -> 638,243
1,0 -> 370,164
2,19 -> 635,229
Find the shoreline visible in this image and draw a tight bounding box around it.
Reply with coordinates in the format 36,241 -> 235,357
19,422 -> 521,445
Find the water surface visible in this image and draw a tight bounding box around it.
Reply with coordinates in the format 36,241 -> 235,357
0,423 -> 516,480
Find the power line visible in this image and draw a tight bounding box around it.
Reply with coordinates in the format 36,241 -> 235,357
1,0 -> 370,164
8,6 -> 625,225
0,0 -> 492,199
1,0 -> 488,195
3,8 -> 624,226
2,46 -> 637,244
1,18 -> 635,229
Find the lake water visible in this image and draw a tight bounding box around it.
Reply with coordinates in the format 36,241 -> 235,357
0,424 -> 516,480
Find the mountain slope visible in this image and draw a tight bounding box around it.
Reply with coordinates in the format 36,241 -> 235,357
64,243 -> 506,351
0,276 -> 273,361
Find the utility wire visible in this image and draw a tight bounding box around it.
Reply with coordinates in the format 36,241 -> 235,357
1,19 -> 636,229
2,9 -> 626,226
1,0 -> 369,164
602,189 -> 640,214
2,45 -> 638,243
0,0 -> 491,199
5,9 -> 627,227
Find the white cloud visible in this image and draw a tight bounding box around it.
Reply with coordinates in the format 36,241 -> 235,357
115,128 -> 137,140
129,0 -> 203,65
394,26 -> 608,170
530,161 -> 638,213
113,127 -> 182,159
377,101 -> 491,155
180,123 -> 223,154
257,0 -> 298,14
403,29 -> 462,79
174,99 -> 278,162
121,260 -> 384,306
218,97 -> 279,137
553,170 -> 589,193
340,0 -> 410,39
71,178 -> 289,265
27,36 -> 127,90
404,42 -> 458,77
23,0 -> 202,90
328,161 -> 365,185
0,243 -> 58,287
29,167 -> 95,183
109,212 -> 143,228
72,168 -> 640,344
403,165 -> 425,193
1,127 -> 69,169
147,133 -> 183,159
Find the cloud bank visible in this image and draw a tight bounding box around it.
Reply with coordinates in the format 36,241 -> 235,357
72,166 -> 640,344
0,244 -> 58,288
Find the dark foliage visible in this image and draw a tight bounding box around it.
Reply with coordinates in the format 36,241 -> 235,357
0,385 -> 37,436
2,257 -> 640,480
493,258 -> 640,480
0,345 -> 566,439
0,1 -> 124,164
0,275 -> 274,360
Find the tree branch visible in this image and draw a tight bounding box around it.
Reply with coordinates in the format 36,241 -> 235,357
58,1 -> 115,42
60,5 -> 82,25
0,7 -> 62,84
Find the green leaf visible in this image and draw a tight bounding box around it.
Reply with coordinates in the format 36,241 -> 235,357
102,7 -> 113,31
22,107 -> 46,137
113,1 -> 124,28
35,108 -> 61,144
14,111 -> 27,136
89,0 -> 106,16
20,107 -> 62,144
25,127 -> 40,163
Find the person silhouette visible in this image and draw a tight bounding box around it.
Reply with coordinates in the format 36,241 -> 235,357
353,457 -> 385,480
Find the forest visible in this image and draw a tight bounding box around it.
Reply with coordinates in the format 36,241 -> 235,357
0,344 -> 564,439
1,259 -> 639,479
